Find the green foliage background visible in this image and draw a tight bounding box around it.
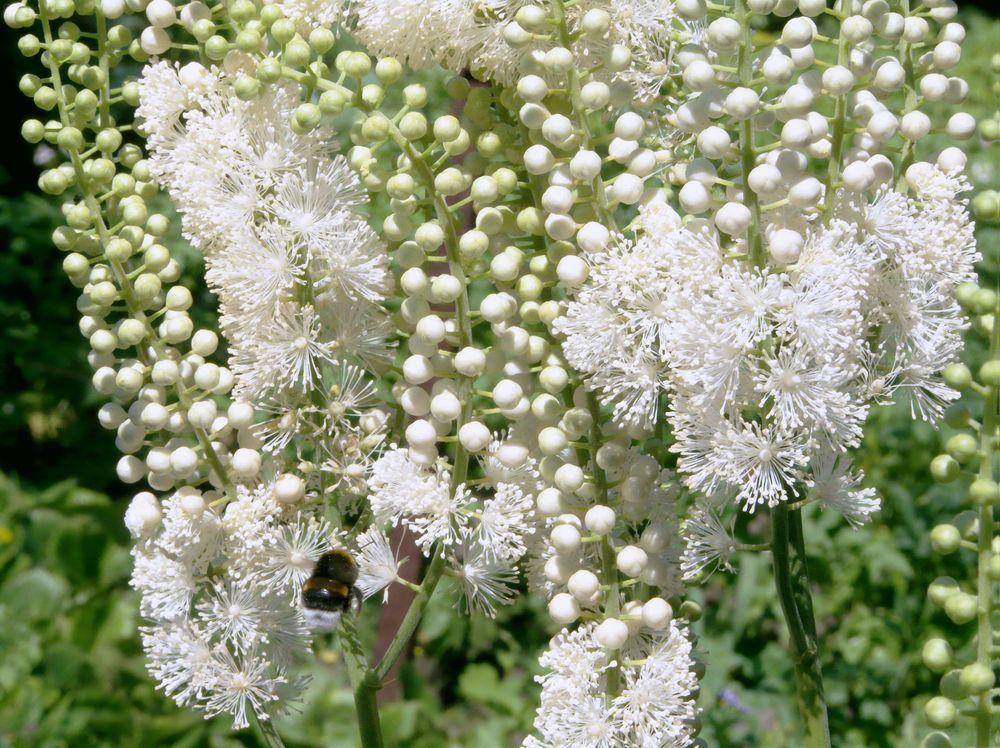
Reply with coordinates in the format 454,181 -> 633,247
1,7 -> 998,748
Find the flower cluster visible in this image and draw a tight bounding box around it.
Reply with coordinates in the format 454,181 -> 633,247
525,621 -> 698,748
6,0 -> 983,743
557,0 -> 977,553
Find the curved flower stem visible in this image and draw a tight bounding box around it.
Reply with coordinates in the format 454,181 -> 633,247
251,711 -> 287,748
372,549 -> 447,684
770,504 -> 830,748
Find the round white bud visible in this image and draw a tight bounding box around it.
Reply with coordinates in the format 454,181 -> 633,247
117,455 -> 146,484
517,74 -> 548,102
140,402 -> 169,430
570,150 -> 602,181
169,446 -> 198,475
577,222 -> 610,253
542,185 -> 574,215
902,16 -> 929,43
585,505 -> 616,535
867,110 -> 898,140
568,570 -> 601,602
545,213 -> 577,240
614,111 -> 645,140
724,87 -> 760,120
536,487 -> 566,515
401,386 -> 431,417
946,112 -> 976,140
557,255 -> 589,287
595,618 -> 629,649
937,146 -> 967,174
616,545 -> 649,578
454,347 -> 486,378
539,366 -> 569,393
548,593 -> 581,625
900,111 -> 931,141
538,426 -> 568,455
431,390 -> 462,423
272,473 -> 305,504
140,26 -> 170,55
231,448 -> 261,478
458,421 -> 492,452
580,81 -> 610,110
641,598 -> 673,630
228,402 -> 255,429
683,59 -> 717,91
187,400 -> 217,429
822,65 -> 855,95
697,126 -> 731,159
542,114 -> 573,146
715,202 -> 751,235
402,354 -> 434,385
414,314 -> 446,346
873,59 -> 905,92
492,379 -> 523,409
707,17 -> 741,50
550,523 -> 582,554
763,52 -> 795,84
191,329 -> 218,356
679,180 -> 712,213
788,177 -> 823,207
554,463 -> 585,494
405,419 -> 438,449
842,160 -> 875,192
611,173 -> 643,205
842,14 -> 873,43
769,228 -> 804,264
781,118 -> 813,148
676,0 -> 707,19
748,164 -> 783,195
932,40 -> 961,70
524,144 -> 555,175
920,73 -> 949,101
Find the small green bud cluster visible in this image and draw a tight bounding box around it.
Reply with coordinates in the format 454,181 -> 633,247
924,278 -> 1000,743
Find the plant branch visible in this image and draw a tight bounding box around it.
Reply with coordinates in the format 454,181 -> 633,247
771,503 -> 830,748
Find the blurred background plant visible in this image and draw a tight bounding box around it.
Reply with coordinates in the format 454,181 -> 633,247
0,4 -> 997,748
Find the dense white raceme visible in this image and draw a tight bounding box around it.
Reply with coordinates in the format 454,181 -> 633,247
131,60 -> 397,726
129,480 -> 333,727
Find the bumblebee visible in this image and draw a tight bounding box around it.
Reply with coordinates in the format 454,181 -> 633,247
301,548 -> 359,630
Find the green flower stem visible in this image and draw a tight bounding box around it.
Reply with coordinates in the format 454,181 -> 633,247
771,504 -> 831,748
731,0 -> 830,739
974,303 -> 998,747
342,611 -> 385,748
372,549 -> 447,684
252,712 -> 288,748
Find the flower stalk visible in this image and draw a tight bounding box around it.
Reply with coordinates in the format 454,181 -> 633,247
771,504 -> 830,748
